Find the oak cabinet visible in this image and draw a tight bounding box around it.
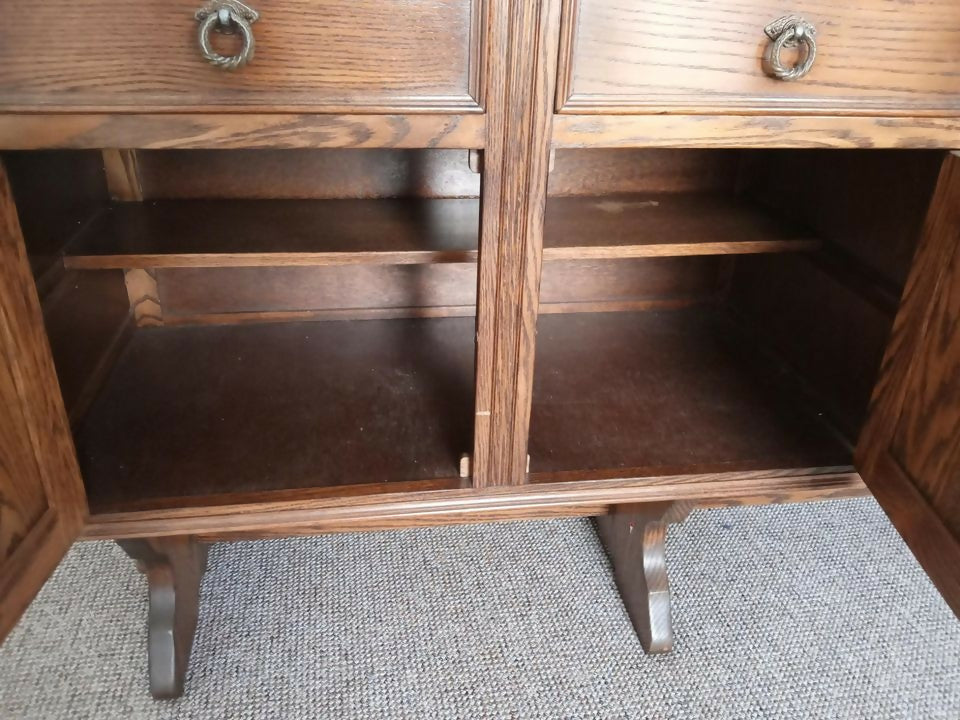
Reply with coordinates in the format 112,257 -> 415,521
0,0 -> 958,702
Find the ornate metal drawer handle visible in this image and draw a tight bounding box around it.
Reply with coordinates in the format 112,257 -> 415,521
762,15 -> 817,81
195,1 -> 259,70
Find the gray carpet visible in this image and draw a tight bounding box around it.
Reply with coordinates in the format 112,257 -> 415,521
1,497 -> 957,719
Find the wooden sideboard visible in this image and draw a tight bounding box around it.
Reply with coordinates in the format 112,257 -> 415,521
1,0 -> 958,700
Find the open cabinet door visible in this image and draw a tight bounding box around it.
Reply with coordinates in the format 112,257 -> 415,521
856,152 -> 960,617
0,159 -> 87,640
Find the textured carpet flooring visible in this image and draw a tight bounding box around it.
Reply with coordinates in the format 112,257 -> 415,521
1,497 -> 958,719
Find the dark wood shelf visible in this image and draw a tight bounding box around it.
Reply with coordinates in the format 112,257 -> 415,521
62,193 -> 818,271
76,317 -> 475,509
63,198 -> 481,269
528,309 -> 852,479
543,193 -> 820,259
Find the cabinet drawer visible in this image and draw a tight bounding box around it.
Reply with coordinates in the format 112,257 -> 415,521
557,0 -> 960,114
0,0 -> 484,113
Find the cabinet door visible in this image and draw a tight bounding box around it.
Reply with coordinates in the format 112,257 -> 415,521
0,159 -> 87,640
856,153 -> 960,617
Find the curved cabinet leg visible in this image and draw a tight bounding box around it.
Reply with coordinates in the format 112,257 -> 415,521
118,536 -> 209,699
595,502 -> 693,653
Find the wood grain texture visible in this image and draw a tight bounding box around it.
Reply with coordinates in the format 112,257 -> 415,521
82,469 -> 864,540
473,0 -> 562,486
0,0 -> 484,112
117,537 -> 209,699
0,114 -> 486,151
556,0 -> 960,114
595,501 -> 693,653
857,153 -> 960,616
77,318 -> 476,508
102,150 -> 143,202
552,114 -> 960,150
0,160 -> 87,640
529,309 -> 853,476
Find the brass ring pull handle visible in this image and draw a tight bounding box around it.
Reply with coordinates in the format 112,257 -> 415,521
762,15 -> 817,81
195,1 -> 259,70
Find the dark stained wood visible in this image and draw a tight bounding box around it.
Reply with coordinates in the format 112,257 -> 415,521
472,0 -> 561,486
140,256 -> 719,324
64,199 -> 480,269
136,149 -> 481,201
63,194 -> 816,270
2,151 -> 107,280
117,536 -> 209,699
857,153 -> 960,616
544,194 -> 820,259
41,269 -> 133,422
0,0 -> 484,113
156,265 -> 479,319
76,318 -> 476,509
548,149 -> 740,196
0,160 -> 87,641
551,114 -> 960,150
83,470 -> 865,540
542,258 -> 723,307
0,114 -> 486,151
740,150 -> 943,288
556,0 -> 960,114
727,254 -> 895,440
529,309 -> 853,476
595,501 -> 693,653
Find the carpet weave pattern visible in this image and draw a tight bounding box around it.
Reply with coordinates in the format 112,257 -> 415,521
1,498 -> 958,719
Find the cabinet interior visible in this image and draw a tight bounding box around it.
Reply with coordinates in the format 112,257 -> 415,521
2,147 -> 943,514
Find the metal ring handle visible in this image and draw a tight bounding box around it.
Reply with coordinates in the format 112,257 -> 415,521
762,15 -> 817,81
195,1 -> 259,71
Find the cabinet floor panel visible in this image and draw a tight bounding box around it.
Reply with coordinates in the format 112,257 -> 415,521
77,318 -> 475,509
529,309 -> 852,478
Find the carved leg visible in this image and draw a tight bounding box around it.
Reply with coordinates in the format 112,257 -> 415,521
118,536 -> 209,699
595,501 -> 693,653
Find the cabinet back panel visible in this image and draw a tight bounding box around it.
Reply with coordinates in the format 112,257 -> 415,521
3,151 -> 106,283
549,149 -> 740,196
155,257 -> 723,323
137,150 -> 481,200
740,150 -> 942,288
727,254 -> 893,440
42,270 -> 131,423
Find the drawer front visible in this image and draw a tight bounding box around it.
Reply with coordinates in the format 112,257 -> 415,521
0,0 -> 484,112
557,0 -> 960,114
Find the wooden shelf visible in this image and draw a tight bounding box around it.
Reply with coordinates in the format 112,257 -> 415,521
76,317 -> 475,509
63,199 -> 480,269
62,193 -> 817,271
543,193 -> 820,259
528,309 -> 852,479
